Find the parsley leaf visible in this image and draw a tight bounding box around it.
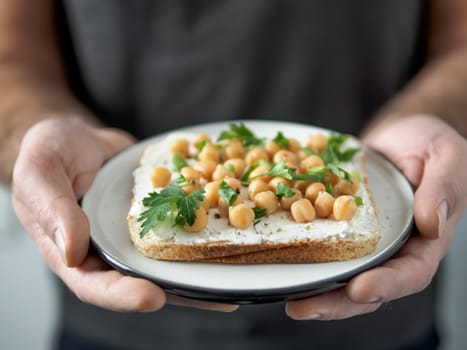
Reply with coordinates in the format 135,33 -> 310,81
198,139 -> 208,152
272,131 -> 290,149
252,207 -> 267,219
252,161 -> 328,182
293,166 -> 328,182
328,163 -> 353,183
325,183 -> 335,197
275,182 -> 295,198
173,174 -> 191,187
176,189 -> 204,226
217,123 -> 264,147
264,161 -> 295,180
320,133 -> 360,164
172,154 -> 188,172
137,184 -> 205,237
300,147 -> 317,156
218,180 -> 238,206
354,196 -> 364,206
240,159 -> 270,183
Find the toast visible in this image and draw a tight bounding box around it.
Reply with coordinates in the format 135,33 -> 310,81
127,124 -> 380,263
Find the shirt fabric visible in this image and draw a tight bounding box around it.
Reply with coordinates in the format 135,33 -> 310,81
58,1 -> 438,349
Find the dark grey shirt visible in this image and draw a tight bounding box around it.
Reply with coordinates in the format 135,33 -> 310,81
59,1 -> 436,349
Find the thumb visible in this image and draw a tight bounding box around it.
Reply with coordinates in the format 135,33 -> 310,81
13,156 -> 91,267
42,195 -> 90,267
413,139 -> 465,239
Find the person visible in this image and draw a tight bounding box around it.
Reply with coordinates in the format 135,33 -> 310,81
0,0 -> 466,349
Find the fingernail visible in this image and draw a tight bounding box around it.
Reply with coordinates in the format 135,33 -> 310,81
437,201 -> 448,238
294,312 -> 322,320
306,313 -> 322,320
367,296 -> 382,303
54,228 -> 68,265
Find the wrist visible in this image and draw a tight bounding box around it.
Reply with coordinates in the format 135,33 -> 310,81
0,106 -> 100,184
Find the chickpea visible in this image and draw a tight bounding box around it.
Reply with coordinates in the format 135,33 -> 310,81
334,178 -> 360,196
193,159 -> 217,181
245,147 -> 270,166
265,139 -> 281,157
280,188 -> 303,211
184,207 -> 208,232
273,150 -> 298,168
223,177 -> 242,193
297,148 -> 309,161
229,204 -> 255,229
304,182 -> 326,203
180,166 -> 201,182
288,138 -> 301,152
299,155 -> 325,173
204,180 -> 222,208
198,143 -> 220,163
218,196 -> 243,218
290,199 -> 316,223
197,197 -> 210,212
254,191 -> 279,215
212,164 -> 235,181
314,191 -> 335,218
322,171 -> 340,186
223,158 -> 246,178
268,177 -> 291,191
248,164 -> 272,182
150,166 -> 171,188
181,183 -> 201,195
192,133 -> 211,148
333,195 -> 358,220
171,138 -> 190,157
293,180 -> 310,195
222,139 -> 245,160
248,180 -> 271,200
306,134 -> 328,153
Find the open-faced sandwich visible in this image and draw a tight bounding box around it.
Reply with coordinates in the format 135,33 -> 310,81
127,123 -> 380,263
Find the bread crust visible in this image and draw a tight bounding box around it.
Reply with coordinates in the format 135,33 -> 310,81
128,212 -> 379,262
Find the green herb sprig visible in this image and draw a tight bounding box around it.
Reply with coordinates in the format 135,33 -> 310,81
272,131 -> 290,149
137,184 -> 205,237
320,134 -> 360,164
217,123 -> 264,147
275,182 -> 295,199
218,180 -> 238,206
172,154 -> 188,172
253,161 -> 328,182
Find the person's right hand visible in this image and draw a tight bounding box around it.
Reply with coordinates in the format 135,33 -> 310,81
11,117 -> 237,313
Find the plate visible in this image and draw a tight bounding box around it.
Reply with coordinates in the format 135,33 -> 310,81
82,120 -> 414,304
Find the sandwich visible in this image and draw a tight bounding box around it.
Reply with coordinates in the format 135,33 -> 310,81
127,123 -> 380,263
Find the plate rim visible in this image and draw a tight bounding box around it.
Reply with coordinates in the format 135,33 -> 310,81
84,120 -> 414,303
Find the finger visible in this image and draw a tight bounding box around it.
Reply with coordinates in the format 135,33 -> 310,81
286,288 -> 381,321
13,149 -> 89,267
166,295 -> 239,313
33,227 -> 166,312
346,236 -> 439,304
93,127 -> 137,159
61,255 -> 166,312
413,135 -> 467,239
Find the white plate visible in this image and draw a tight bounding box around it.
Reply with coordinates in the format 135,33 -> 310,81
83,120 -> 414,304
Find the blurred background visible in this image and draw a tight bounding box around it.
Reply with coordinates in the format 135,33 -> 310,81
0,183 -> 466,350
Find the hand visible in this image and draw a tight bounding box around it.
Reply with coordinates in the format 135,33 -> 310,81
286,115 -> 467,320
12,117 -> 237,313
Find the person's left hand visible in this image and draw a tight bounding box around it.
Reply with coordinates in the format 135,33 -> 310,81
286,114 -> 467,320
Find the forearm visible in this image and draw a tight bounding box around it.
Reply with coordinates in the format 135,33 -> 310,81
364,46 -> 467,139
0,64 -> 97,183
0,0 -> 98,184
